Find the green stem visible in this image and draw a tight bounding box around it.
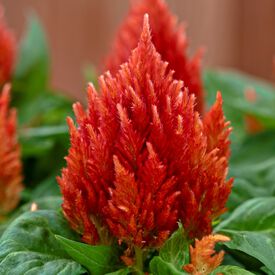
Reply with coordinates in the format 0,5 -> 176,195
134,246 -> 144,274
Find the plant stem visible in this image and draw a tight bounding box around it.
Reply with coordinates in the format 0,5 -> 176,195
134,246 -> 144,274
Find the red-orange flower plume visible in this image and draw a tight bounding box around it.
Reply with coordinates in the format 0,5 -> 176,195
105,0 -> 204,113
0,6 -> 15,85
58,15 -> 232,248
0,84 -> 23,217
183,234 -> 230,275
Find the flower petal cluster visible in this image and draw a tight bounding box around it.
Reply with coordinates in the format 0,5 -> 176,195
183,234 -> 230,275
58,15 -> 232,248
0,7 -> 15,86
105,0 -> 204,113
0,84 -> 23,217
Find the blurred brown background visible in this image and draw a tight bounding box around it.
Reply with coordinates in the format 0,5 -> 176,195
2,0 -> 275,99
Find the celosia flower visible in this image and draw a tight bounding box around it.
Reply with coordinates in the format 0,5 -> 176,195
105,0 -> 204,113
0,7 -> 15,86
58,15 -> 232,249
183,234 -> 230,275
0,84 -> 23,217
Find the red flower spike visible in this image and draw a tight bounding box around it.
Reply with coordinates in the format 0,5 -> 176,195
105,0 -> 204,113
0,7 -> 15,85
180,92 -> 233,239
0,84 -> 23,217
58,15 -> 232,248
183,234 -> 230,275
203,92 -> 232,160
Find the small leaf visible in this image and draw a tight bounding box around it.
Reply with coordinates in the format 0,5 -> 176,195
159,225 -> 189,268
0,210 -> 86,274
56,235 -> 121,275
149,225 -> 189,274
150,257 -> 187,275
211,265 -> 254,275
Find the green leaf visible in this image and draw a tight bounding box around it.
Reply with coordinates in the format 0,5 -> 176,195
216,198 -> 275,273
56,235 -> 121,275
19,196 -> 62,212
105,267 -> 131,275
20,125 -> 68,139
149,225 -> 189,274
222,254 -> 245,268
0,196 -> 62,237
230,131 -> 275,172
159,225 -> 189,268
150,257 -> 187,275
13,14 -> 49,98
20,124 -> 70,189
226,178 -> 271,212
0,210 -> 86,274
220,231 -> 275,273
217,197 -> 275,231
26,176 -> 61,200
227,131 -> 275,211
261,266 -> 274,275
211,265 -> 254,274
16,92 -> 72,126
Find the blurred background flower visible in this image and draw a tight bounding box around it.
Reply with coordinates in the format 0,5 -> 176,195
2,0 -> 275,99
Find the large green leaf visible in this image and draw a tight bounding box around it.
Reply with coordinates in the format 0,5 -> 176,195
56,235 -> 121,275
149,225 -> 189,274
0,210 -> 86,274
216,198 -> 275,273
0,196 -> 62,237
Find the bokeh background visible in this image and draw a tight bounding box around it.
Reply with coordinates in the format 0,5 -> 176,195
3,0 -> 275,99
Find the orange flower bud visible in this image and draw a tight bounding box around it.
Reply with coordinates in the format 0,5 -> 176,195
183,234 -> 230,275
